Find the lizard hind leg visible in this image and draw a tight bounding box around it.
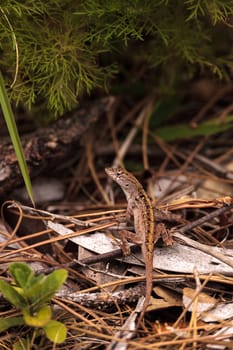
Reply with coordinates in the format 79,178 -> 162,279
155,223 -> 174,245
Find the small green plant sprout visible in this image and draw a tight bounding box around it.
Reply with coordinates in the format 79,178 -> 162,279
0,262 -> 68,345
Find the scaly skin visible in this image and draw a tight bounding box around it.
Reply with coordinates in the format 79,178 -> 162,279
105,166 -> 155,327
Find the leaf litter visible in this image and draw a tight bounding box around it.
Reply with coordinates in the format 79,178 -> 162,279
1,86 -> 233,349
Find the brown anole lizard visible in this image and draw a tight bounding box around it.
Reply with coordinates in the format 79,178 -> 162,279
105,166 -> 156,327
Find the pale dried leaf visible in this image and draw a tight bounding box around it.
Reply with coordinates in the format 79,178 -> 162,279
155,243 -> 233,275
48,222 -> 233,276
183,287 -> 217,313
202,303 -> 233,322
148,286 -> 182,312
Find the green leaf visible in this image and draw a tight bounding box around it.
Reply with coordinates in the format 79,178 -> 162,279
0,71 -> 34,205
42,269 -> 68,298
0,280 -> 27,309
44,320 -> 67,344
9,263 -> 34,289
0,316 -> 24,332
23,305 -> 52,327
24,269 -> 67,306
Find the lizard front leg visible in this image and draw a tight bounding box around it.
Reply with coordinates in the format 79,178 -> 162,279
119,229 -> 142,256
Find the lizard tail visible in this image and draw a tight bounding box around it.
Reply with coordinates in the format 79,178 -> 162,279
136,253 -> 153,328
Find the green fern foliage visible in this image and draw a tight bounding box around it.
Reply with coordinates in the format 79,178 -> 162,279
1,0 -> 233,118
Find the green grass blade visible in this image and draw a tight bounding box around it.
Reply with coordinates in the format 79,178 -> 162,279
0,71 -> 34,205
155,116 -> 233,141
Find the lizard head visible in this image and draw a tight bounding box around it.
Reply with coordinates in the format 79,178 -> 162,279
105,166 -> 140,199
